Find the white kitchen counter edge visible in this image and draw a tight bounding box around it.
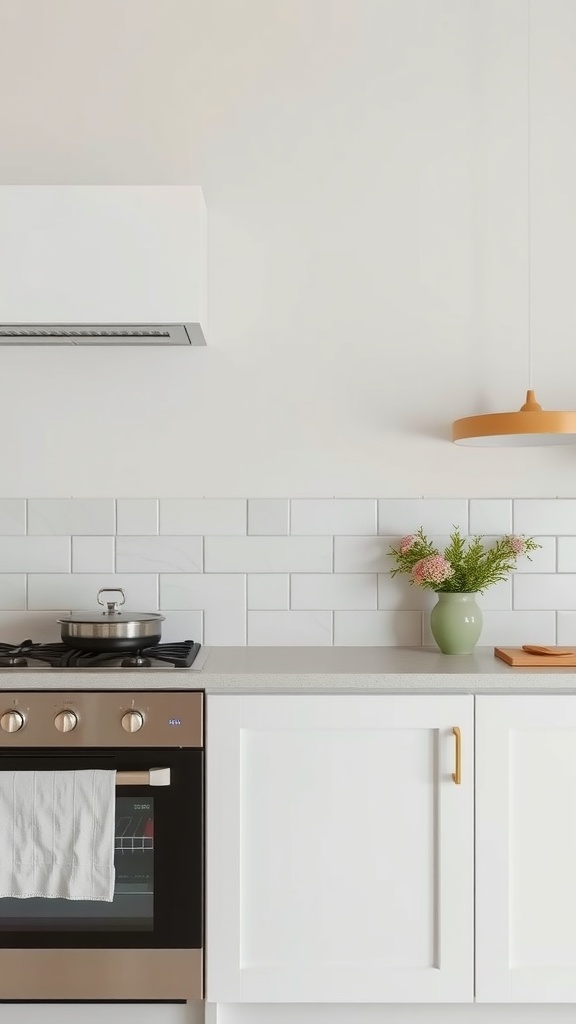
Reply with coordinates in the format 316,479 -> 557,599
1,646 -> 576,693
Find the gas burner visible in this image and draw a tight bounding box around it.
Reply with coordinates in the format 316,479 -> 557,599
121,654 -> 152,668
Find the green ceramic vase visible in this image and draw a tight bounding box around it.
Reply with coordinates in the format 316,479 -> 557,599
429,592 -> 483,655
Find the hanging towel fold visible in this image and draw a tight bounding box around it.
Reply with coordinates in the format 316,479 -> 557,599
0,770 -> 116,901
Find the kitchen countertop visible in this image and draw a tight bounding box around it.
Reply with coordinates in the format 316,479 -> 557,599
1,646 -> 576,693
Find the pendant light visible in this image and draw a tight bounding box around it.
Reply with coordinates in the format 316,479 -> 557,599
452,0 -> 576,447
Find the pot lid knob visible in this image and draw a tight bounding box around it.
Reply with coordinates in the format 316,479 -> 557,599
97,587 -> 126,616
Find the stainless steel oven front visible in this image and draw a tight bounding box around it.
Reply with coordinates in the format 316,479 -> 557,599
0,690 -> 203,1003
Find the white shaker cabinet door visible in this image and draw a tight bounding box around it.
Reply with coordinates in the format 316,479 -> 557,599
476,695 -> 576,1002
206,694 -> 473,1003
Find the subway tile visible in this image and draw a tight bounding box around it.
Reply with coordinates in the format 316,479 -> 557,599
514,499 -> 576,535
117,499 -> 158,535
378,499 -> 468,535
247,574 -> 289,610
557,613 -> 576,646
160,499 -> 246,535
334,537 -> 389,573
557,537 -> 576,572
0,500 -> 26,535
423,610 -> 556,647
469,500 -> 512,535
205,536 -> 332,573
27,499 -> 115,535
476,580 -> 512,610
513,574 -> 576,610
116,537 -> 202,573
72,537 -> 115,573
291,574 -> 377,610
334,610 -> 422,646
161,610 -> 204,645
248,611 -> 332,646
0,611 -> 67,644
27,575 -> 159,611
291,500 -> 376,536
0,537 -> 70,572
160,574 -> 245,645
0,575 -> 26,610
248,499 -> 289,536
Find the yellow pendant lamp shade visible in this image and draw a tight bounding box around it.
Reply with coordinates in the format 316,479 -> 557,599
452,390 -> 576,447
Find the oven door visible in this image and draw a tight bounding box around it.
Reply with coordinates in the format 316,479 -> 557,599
0,747 -> 203,1001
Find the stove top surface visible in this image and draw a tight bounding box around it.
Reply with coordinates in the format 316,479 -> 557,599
0,640 -> 202,670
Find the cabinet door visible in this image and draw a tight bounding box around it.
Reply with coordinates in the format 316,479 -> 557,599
476,695 -> 576,1001
206,694 -> 473,1003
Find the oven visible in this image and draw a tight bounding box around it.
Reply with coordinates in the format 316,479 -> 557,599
0,690 -> 203,1003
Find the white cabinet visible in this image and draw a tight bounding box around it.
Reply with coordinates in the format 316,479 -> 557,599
206,694 -> 474,1003
476,695 -> 576,1003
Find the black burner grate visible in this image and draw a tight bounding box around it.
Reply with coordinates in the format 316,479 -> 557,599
0,640 -> 201,668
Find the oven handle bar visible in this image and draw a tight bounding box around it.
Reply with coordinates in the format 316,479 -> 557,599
116,768 -> 170,787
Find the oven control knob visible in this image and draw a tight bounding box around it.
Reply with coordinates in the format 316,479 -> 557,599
122,710 -> 144,733
0,710 -> 24,733
54,710 -> 78,733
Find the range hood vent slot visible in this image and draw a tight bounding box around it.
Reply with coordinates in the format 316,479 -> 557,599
0,324 -> 203,346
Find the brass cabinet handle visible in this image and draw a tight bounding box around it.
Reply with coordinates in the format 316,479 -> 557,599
452,726 -> 461,784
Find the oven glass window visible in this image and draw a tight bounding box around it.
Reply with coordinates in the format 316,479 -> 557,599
0,796 -> 154,933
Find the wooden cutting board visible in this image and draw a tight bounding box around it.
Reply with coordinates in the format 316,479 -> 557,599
495,645 -> 576,666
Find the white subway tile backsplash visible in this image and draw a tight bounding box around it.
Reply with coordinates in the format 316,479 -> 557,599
116,537 -> 202,573
247,574 -> 289,610
334,610 -> 422,646
27,574 -> 159,611
514,499 -> 576,536
378,499 -> 468,535
0,575 -> 26,610
160,499 -> 246,536
205,536 -> 332,573
513,573 -> 576,610
248,611 -> 332,646
334,537 -> 389,573
291,574 -> 377,610
0,500 -> 26,535
469,500 -> 512,535
160,574 -> 245,645
117,499 -> 158,536
248,499 -> 289,536
28,499 -> 115,536
72,537 -> 115,573
0,537 -> 70,573
291,500 -> 376,536
0,495 -> 572,649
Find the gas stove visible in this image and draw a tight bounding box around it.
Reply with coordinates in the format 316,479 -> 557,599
0,639 -> 202,670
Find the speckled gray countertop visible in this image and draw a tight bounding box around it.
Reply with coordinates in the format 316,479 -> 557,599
1,646 -> 576,694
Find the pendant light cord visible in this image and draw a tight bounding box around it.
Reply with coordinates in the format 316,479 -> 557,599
527,0 -> 532,391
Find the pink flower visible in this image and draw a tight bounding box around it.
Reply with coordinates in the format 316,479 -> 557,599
508,535 -> 526,555
412,554 -> 455,586
399,535 -> 418,555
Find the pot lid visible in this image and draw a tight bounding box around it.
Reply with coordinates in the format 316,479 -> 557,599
57,587 -> 164,625
58,611 -> 165,624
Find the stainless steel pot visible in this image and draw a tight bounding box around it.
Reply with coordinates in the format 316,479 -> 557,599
58,588 -> 165,653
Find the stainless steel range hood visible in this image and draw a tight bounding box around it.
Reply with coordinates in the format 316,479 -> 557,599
0,186 -> 207,345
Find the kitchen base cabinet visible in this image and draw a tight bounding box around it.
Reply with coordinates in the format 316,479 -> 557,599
206,695 -> 474,1003
476,696 -> 576,1002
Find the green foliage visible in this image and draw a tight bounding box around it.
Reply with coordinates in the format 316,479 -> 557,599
389,527 -> 540,593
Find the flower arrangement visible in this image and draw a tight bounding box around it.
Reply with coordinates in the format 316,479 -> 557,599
389,527 -> 540,593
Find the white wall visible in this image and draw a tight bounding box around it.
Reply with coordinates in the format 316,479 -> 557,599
0,0 -> 575,498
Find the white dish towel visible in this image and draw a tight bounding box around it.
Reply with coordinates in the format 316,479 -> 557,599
0,770 -> 116,901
